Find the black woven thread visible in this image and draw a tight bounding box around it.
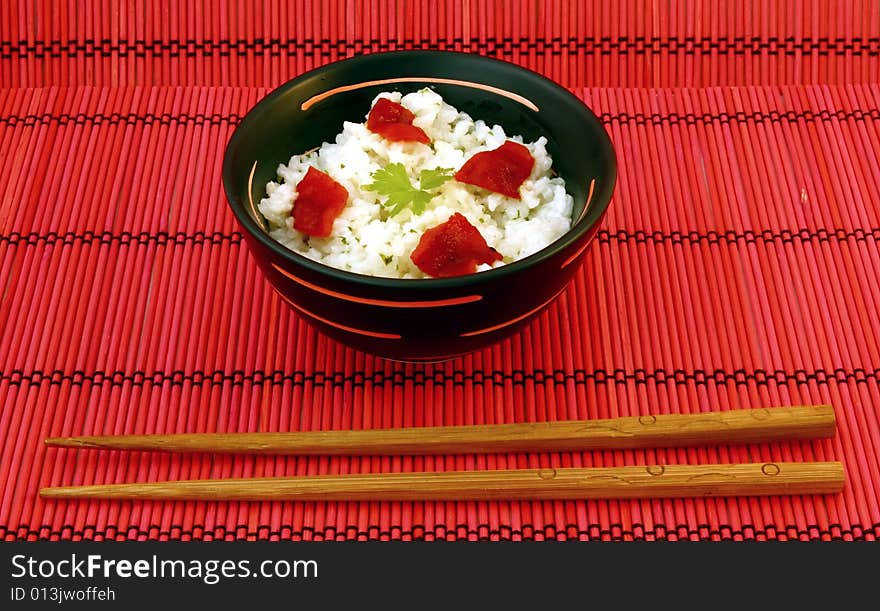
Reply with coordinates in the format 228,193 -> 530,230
3,367 -> 878,389
2,36 -> 879,59
3,108 -> 880,129
3,228 -> 879,248
2,521 -> 877,541
597,108 -> 880,125
0,231 -> 243,247
597,228 -> 880,245
0,112 -> 241,128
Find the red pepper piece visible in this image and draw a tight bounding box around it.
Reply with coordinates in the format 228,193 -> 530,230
367,97 -> 430,144
410,213 -> 503,278
292,167 -> 349,237
454,140 -> 535,199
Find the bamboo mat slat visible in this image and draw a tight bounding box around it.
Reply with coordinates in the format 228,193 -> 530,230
1,0 -> 879,89
1,0 -> 880,541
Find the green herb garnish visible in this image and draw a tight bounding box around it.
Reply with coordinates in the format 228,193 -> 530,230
364,163 -> 454,216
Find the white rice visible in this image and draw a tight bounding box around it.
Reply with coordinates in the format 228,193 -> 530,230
259,88 -> 573,279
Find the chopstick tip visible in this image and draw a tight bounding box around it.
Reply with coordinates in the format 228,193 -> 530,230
44,437 -> 100,449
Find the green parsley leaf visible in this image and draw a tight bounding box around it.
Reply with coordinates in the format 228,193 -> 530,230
363,162 -> 411,195
418,167 -> 454,190
410,190 -> 432,215
364,163 -> 454,216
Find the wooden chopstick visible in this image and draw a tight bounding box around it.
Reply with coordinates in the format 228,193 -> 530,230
44,405 -> 835,455
39,462 -> 845,501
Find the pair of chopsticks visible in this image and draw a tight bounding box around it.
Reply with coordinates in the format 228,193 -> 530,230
39,405 -> 844,501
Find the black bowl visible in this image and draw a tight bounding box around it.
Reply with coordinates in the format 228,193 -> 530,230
223,51 -> 616,361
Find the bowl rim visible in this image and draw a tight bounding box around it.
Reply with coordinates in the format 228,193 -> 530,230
222,49 -> 617,290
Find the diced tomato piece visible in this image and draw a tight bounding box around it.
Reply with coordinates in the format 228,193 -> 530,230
410,213 -> 503,278
369,97 -> 414,124
367,97 -> 430,144
454,140 -> 535,199
292,167 -> 349,237
374,122 -> 432,143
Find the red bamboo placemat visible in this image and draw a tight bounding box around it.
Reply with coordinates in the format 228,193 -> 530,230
1,1 -> 879,541
2,0 -> 879,88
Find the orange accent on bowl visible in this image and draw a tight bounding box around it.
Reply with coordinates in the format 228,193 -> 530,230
459,289 -> 565,337
574,178 -> 597,225
276,293 -> 402,339
246,160 -> 268,231
271,263 -> 483,308
301,77 -> 539,112
560,241 -> 592,269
